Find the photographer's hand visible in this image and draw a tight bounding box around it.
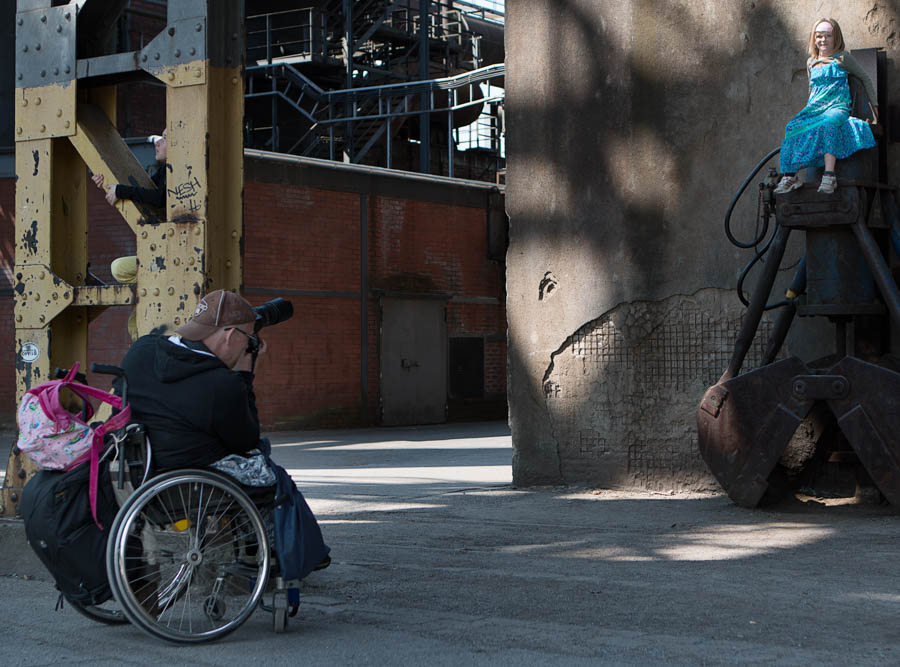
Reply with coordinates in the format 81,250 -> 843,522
234,336 -> 266,372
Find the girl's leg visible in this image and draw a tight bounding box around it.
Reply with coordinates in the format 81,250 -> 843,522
819,153 -> 838,193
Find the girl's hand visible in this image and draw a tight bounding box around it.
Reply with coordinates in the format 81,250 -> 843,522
104,184 -> 119,206
869,104 -> 879,125
91,172 -> 104,189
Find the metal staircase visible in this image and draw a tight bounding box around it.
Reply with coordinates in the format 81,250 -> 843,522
244,1 -> 505,179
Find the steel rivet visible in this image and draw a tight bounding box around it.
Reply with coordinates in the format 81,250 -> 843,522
231,77 -> 238,85
150,244 -> 156,251
16,127 -> 22,135
168,227 -> 175,236
196,23 -> 202,32
40,70 -> 46,77
64,65 -> 70,74
231,230 -> 238,238
174,317 -> 181,325
36,43 -> 41,51
154,52 -> 160,60
188,257 -> 195,265
34,293 -> 40,301
173,257 -> 180,266
190,48 -> 196,56
56,25 -> 62,33
56,109 -> 62,117
194,69 -> 202,78
21,99 -> 27,107
35,97 -> 41,105
39,271 -> 45,279
194,227 -> 201,235
17,18 -> 22,26
52,292 -> 58,300
226,260 -> 232,268
40,15 -> 46,23
140,288 -> 147,297
17,73 -> 23,80
175,49 -> 181,57
142,54 -> 148,62
168,72 -> 175,81
141,231 -> 148,239
168,27 -> 176,36
15,314 -> 22,322
66,12 -> 70,20
64,120 -> 70,129
23,45 -> 28,52
153,288 -> 160,296
167,287 -> 175,295
38,315 -> 45,323
40,124 -> 46,133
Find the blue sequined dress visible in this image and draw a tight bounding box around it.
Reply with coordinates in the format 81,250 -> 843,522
779,60 -> 875,174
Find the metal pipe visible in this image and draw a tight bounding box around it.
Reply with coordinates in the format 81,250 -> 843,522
720,224 -> 792,382
243,148 -> 504,191
761,255 -> 807,365
360,194 -> 369,425
419,0 -> 431,173
852,217 -> 900,329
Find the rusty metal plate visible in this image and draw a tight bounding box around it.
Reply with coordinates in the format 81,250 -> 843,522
15,83 -> 76,141
697,357 -> 814,507
827,356 -> 900,508
13,264 -> 74,329
776,187 -> 860,228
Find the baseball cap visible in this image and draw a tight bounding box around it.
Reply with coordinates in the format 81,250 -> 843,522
176,290 -> 256,340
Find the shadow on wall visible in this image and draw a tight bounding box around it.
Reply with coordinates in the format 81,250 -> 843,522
504,0 -> 900,488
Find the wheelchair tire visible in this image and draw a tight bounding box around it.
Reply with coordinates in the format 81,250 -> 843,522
106,469 -> 270,644
67,597 -> 129,625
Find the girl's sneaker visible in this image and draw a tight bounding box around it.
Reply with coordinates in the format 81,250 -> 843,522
774,175 -> 802,194
817,173 -> 837,194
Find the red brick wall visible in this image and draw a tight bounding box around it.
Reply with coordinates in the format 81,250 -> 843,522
0,167 -> 507,428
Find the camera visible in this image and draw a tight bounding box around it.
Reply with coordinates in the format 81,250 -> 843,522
253,297 -> 293,333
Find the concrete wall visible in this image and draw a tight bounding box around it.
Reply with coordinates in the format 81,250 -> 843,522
505,0 -> 900,488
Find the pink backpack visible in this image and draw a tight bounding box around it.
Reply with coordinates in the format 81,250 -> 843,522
17,362 -> 132,527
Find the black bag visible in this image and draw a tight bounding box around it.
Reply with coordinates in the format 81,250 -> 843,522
20,461 -> 120,605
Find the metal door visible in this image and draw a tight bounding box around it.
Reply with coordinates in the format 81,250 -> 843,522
380,297 -> 447,425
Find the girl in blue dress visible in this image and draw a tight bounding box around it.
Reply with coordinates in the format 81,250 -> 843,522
774,18 -> 878,195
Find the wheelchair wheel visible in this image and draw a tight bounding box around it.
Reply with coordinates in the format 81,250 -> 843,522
67,597 -> 129,625
106,470 -> 270,644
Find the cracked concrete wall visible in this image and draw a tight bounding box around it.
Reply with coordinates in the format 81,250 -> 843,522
505,1 -> 900,488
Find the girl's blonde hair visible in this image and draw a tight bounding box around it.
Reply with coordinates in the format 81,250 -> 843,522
808,18 -> 845,58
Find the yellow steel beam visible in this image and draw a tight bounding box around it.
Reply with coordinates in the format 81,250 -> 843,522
67,103 -> 158,233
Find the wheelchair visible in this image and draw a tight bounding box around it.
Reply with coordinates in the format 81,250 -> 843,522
65,364 -> 301,643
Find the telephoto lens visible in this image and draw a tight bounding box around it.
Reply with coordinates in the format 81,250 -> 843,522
253,298 -> 294,332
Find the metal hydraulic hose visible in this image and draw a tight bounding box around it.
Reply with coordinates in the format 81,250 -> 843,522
724,146 -> 781,249
720,224 -> 793,383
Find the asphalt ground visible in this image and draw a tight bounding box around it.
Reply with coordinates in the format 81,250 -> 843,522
2,421 -> 900,665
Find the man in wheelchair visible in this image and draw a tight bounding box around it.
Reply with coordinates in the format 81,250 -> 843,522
117,289 -> 331,572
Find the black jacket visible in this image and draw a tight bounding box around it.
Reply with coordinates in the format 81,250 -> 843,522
115,163 -> 166,209
115,334 -> 260,471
